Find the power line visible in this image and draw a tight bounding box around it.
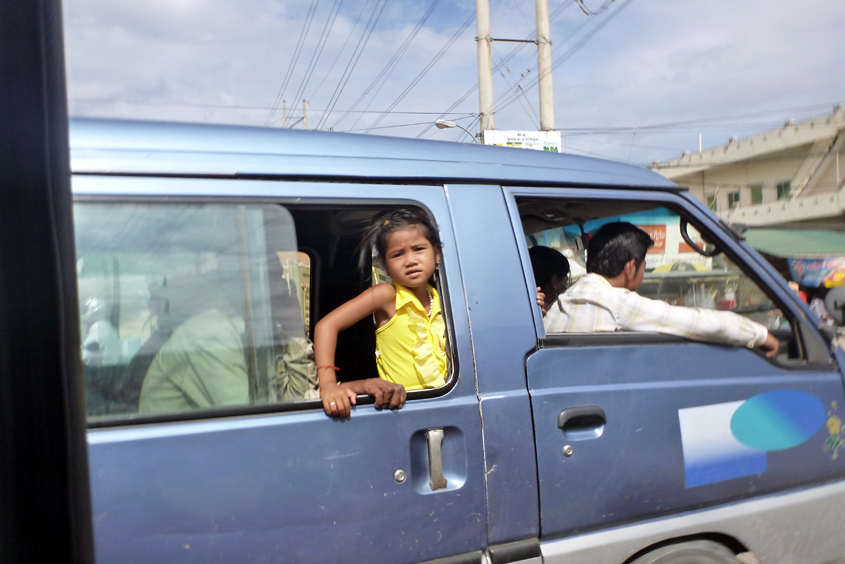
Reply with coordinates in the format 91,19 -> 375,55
69,97 -> 475,116
416,0 -> 574,140
264,0 -> 320,126
508,0 -> 536,34
317,0 -> 390,130
288,0 -> 346,116
341,0 -> 445,131
365,11 -> 476,133
491,42 -> 540,128
497,0 -> 635,114
339,114 -> 476,133
552,104 -> 842,134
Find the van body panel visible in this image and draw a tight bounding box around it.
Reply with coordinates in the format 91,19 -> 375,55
68,119 -> 677,189
446,185 -> 541,543
81,176 -> 488,564
89,398 -> 485,564
71,120 -> 845,563
540,479 -> 845,564
527,344 -> 845,536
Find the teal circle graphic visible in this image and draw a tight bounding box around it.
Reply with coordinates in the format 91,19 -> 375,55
730,390 -> 825,451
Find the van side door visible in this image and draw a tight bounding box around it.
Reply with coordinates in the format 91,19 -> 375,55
78,177 -> 487,564
506,186 -> 845,547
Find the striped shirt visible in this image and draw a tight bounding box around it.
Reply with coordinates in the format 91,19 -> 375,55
544,273 -> 769,349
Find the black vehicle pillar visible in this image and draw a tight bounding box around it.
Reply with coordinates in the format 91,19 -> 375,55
0,0 -> 94,562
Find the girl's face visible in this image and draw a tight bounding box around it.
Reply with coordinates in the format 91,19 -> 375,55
383,226 -> 438,288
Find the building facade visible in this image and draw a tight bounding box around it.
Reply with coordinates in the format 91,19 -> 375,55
652,106 -> 845,229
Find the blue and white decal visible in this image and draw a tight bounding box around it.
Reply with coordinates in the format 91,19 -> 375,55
678,390 -> 826,487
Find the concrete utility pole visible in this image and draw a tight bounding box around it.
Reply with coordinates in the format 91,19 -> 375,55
476,0 -> 494,135
283,100 -> 287,128
303,100 -> 307,129
536,0 -> 554,131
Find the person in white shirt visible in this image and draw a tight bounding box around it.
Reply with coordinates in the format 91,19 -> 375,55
544,222 -> 780,357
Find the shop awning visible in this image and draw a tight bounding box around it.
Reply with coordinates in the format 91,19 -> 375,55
745,229 -> 845,258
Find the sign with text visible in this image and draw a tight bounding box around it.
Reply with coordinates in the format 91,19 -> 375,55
483,130 -> 561,152
640,224 -> 667,254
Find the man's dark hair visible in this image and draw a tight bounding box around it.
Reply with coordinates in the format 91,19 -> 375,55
528,246 -> 570,289
586,222 -> 654,277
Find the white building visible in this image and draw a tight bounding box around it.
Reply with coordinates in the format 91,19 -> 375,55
651,106 -> 845,229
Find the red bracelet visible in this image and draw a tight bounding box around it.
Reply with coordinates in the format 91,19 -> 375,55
317,365 -> 340,371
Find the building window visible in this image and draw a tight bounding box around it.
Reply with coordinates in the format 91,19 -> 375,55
707,196 -> 717,211
751,185 -> 763,205
777,181 -> 791,200
728,191 -> 741,208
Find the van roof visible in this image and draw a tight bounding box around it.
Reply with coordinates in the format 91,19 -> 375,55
69,118 -> 679,190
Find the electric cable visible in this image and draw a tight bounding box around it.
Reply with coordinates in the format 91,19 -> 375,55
364,11 -> 476,133
305,0 -> 374,104
287,0 -> 346,119
338,0 -> 444,130
416,0 -> 573,140
496,0 -> 635,114
317,0 -> 389,129
264,0 -> 321,126
491,42 -> 540,128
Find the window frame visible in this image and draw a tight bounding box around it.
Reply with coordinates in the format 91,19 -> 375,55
503,186 -> 833,368
728,190 -> 741,208
74,192 -> 461,428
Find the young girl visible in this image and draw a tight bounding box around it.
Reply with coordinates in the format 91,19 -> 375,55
314,209 -> 446,417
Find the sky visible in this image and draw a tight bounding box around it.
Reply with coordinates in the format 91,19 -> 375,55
62,0 -> 845,166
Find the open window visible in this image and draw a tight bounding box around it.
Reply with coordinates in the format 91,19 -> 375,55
75,200 -> 453,425
516,196 -> 803,361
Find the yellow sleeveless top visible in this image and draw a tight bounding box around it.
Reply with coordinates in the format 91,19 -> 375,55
375,283 -> 447,390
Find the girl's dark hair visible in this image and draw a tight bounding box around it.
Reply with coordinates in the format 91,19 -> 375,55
528,246 -> 570,290
358,208 -> 442,275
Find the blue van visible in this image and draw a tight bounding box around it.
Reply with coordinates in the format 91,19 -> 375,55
74,118 -> 845,564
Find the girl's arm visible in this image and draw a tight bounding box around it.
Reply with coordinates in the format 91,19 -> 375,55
314,283 -> 396,417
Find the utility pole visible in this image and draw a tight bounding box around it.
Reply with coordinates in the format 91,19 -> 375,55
303,100 -> 307,129
536,0 -> 554,131
476,0 -> 494,137
283,100 -> 287,128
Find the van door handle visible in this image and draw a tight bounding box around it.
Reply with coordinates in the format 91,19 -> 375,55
557,405 -> 606,431
426,428 -> 448,491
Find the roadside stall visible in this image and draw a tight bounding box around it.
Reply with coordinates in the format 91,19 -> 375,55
745,228 -> 845,327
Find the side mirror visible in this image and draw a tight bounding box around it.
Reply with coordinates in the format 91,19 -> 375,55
680,219 -> 720,257
824,286 -> 845,326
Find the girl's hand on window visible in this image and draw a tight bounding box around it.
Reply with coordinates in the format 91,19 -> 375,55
358,378 -> 406,410
321,381 -> 357,418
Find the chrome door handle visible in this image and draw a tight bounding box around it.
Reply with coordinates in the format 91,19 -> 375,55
426,428 -> 447,491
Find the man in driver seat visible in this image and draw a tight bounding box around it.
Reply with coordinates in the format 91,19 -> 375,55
544,222 -> 780,357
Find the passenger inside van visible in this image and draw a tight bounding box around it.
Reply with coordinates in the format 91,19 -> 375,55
528,246 -> 570,317
137,271 -> 311,414
138,272 -> 249,413
314,209 -> 444,418
545,222 -> 781,357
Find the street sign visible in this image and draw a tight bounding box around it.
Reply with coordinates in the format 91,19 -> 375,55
482,130 -> 561,152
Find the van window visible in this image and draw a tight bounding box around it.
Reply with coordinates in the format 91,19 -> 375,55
75,203 -> 310,421
76,202 -> 451,423
517,198 -> 796,353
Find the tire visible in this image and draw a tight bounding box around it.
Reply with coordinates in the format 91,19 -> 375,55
629,540 -> 738,564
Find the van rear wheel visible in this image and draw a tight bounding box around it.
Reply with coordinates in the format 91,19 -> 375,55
629,540 -> 738,564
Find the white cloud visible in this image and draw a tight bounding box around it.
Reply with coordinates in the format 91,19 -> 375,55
63,0 -> 845,164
